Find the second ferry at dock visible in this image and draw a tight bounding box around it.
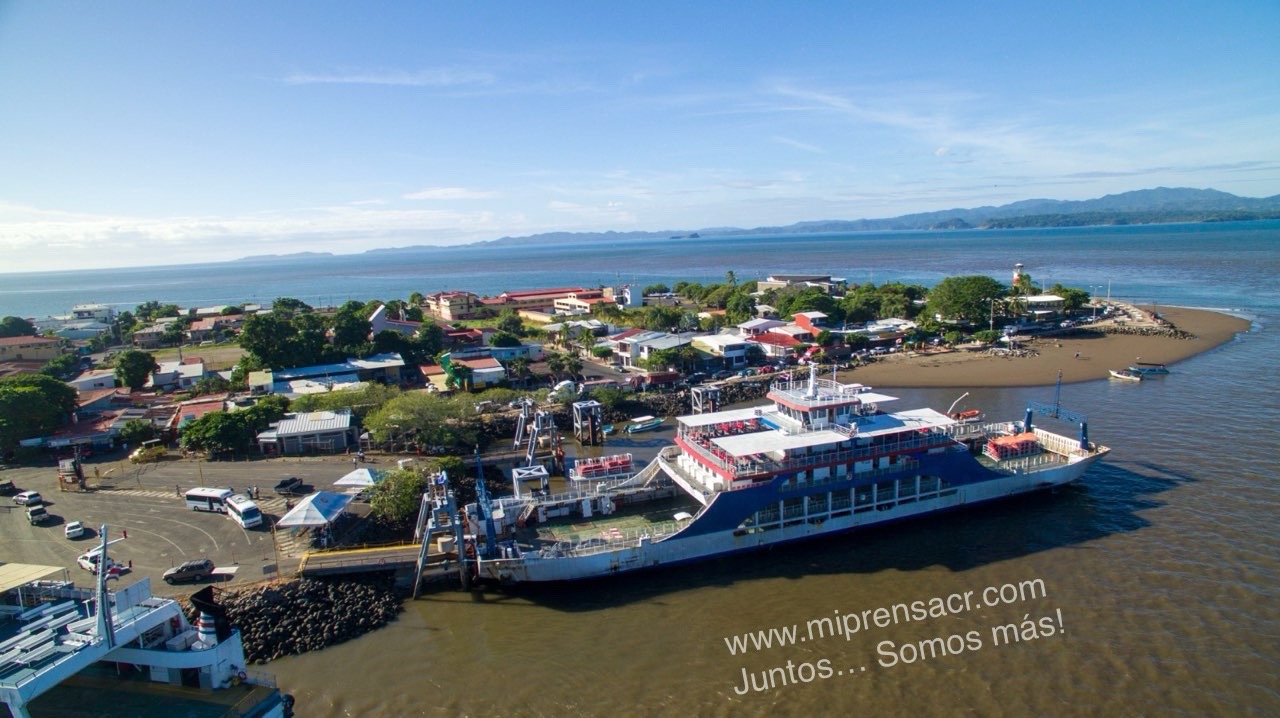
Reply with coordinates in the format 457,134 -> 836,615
462,366 -> 1110,583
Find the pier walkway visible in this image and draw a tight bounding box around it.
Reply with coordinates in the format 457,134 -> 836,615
298,543 -> 458,578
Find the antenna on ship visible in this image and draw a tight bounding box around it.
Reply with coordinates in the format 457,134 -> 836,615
1024,371 -> 1089,449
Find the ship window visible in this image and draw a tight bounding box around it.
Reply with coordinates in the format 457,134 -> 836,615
875,480 -> 895,502
854,486 -> 872,506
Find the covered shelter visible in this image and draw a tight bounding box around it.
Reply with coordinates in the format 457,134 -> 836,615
334,467 -> 380,487
275,491 -> 354,528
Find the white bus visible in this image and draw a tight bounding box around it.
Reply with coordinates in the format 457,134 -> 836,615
225,494 -> 263,529
184,487 -> 233,513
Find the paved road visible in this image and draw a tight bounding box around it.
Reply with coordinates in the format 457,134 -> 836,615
0,451 -> 383,597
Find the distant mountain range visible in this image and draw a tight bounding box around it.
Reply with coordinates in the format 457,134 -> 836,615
242,187 -> 1280,261
477,187 -> 1280,247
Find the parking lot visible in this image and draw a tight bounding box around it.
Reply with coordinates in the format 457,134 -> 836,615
0,451 -> 379,597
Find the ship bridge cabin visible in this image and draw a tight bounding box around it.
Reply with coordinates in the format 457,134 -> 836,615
668,369 -> 962,498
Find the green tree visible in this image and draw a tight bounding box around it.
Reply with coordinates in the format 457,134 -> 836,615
925,276 -> 1007,324
724,292 -> 756,324
496,310 -> 524,337
0,374 -> 78,452
114,349 -> 159,391
39,353 -> 81,381
369,468 -> 430,526
271,297 -> 313,317
119,418 -> 156,446
180,411 -> 253,456
488,331 -> 521,348
161,320 -> 188,347
331,305 -> 373,353
0,316 -> 37,338
642,283 -> 670,296
504,356 -> 533,386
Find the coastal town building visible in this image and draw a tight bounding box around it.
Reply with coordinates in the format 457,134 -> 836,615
32,303 -> 115,340
149,358 -> 208,391
480,287 -> 594,314
131,321 -> 173,349
423,290 -> 483,321
67,368 -> 117,392
691,333 -> 752,369
257,409 -> 358,455
247,353 -> 407,397
369,304 -> 423,337
0,335 -> 62,363
755,274 -> 848,296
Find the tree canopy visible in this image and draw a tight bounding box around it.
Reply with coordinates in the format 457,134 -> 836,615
0,374 -> 78,452
925,275 -> 1008,325
114,350 -> 159,391
0,316 -> 37,338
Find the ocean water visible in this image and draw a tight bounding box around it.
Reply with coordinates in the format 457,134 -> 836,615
5,221 -> 1279,716
2,220 -> 1277,320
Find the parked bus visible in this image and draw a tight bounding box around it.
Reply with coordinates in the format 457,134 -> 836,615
184,487 -> 233,513
225,494 -> 263,529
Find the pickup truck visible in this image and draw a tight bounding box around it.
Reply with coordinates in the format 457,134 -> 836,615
274,477 -> 305,496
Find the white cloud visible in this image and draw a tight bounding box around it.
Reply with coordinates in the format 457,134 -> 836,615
402,187 -> 500,200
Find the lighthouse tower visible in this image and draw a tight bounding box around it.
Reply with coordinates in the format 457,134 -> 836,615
1013,262 -> 1025,285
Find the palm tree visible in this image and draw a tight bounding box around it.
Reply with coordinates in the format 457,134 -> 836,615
564,355 -> 583,381
506,356 -> 532,386
546,352 -> 566,380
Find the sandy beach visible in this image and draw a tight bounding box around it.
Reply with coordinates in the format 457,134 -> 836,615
840,305 -> 1251,388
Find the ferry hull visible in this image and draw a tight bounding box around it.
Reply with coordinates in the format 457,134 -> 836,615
476,452 -> 1102,584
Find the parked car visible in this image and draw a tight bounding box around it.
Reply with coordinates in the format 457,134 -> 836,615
685,372 -> 708,385
65,520 -> 86,539
712,370 -> 735,380
274,477 -> 304,496
26,505 -> 50,525
13,491 -> 42,506
0,479 -> 16,495
164,558 -> 215,584
77,551 -> 117,575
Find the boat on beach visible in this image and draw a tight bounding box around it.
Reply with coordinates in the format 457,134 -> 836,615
623,416 -> 664,434
1109,368 -> 1144,381
1128,361 -> 1169,375
461,366 -> 1110,583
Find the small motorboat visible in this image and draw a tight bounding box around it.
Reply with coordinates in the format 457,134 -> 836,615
623,416 -> 664,433
1109,369 -> 1143,382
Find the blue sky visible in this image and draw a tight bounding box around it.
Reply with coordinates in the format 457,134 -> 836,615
1,1 -> 1278,272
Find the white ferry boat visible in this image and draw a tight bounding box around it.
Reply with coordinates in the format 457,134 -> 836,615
463,367 -> 1109,583
0,528 -> 292,717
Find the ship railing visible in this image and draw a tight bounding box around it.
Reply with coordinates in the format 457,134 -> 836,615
776,458 -> 922,493
681,432 -> 954,484
552,520 -> 688,557
1032,429 -> 1090,457
997,452 -> 1066,473
492,480 -> 632,511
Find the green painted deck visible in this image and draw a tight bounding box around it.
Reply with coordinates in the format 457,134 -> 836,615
534,497 -> 699,544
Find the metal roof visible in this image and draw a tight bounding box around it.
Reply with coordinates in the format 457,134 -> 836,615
274,410 -> 353,436
0,564 -> 68,595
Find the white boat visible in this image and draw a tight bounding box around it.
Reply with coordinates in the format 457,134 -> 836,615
623,416 -> 664,434
1109,368 -> 1143,381
462,366 -> 1110,583
0,526 -> 292,717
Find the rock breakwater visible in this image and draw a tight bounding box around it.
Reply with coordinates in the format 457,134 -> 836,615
189,574 -> 404,664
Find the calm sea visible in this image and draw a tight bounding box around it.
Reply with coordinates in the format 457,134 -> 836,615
6,222 -> 1280,716
2,221 -> 1278,320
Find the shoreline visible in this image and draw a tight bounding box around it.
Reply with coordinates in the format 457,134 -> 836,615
838,305 -> 1252,388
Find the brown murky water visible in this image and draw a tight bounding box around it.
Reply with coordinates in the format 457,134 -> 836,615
267,319 -> 1279,717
